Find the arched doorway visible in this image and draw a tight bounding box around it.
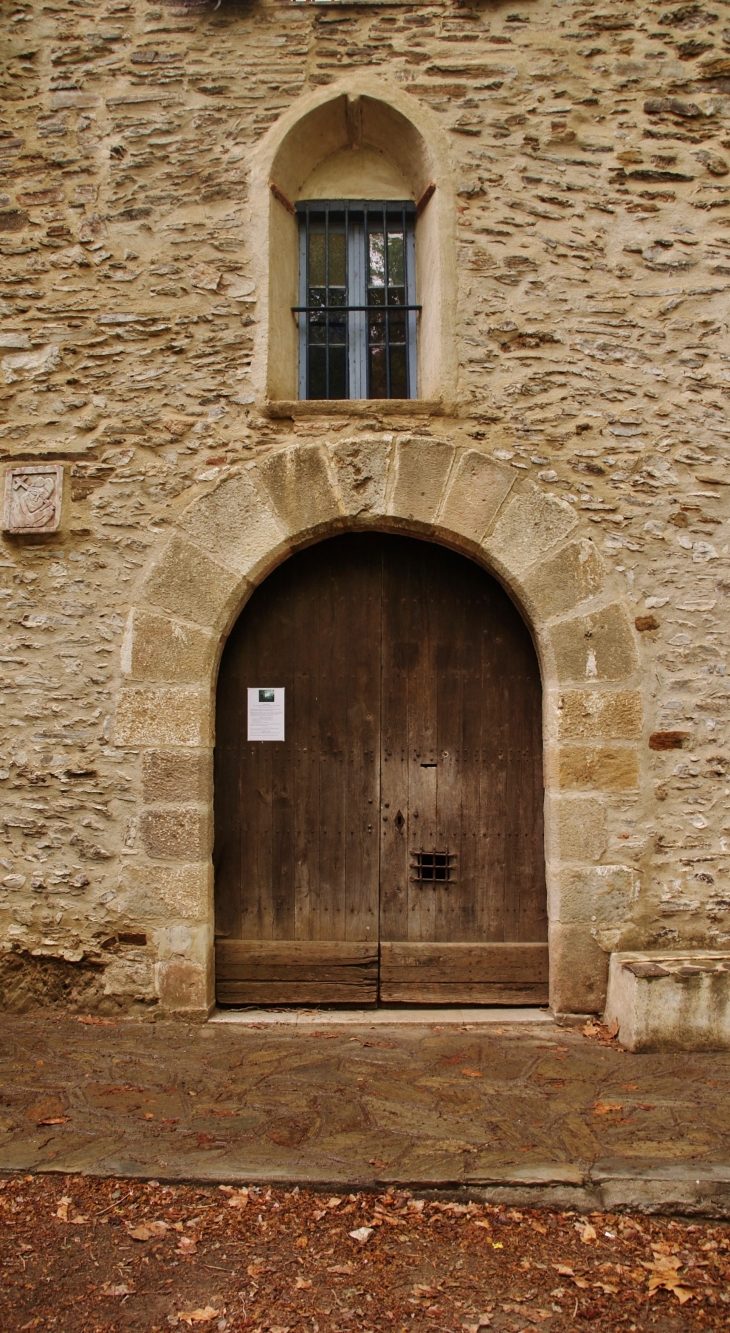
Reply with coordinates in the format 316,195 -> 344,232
214,533 -> 547,1007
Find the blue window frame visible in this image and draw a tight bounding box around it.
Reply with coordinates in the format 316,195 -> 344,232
295,200 -> 418,401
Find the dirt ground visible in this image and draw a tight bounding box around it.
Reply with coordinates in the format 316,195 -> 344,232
0,1174 -> 729,1333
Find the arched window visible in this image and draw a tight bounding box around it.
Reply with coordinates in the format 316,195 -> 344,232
260,88 -> 455,409
296,199 -> 417,400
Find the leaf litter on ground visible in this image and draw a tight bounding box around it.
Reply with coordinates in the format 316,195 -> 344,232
0,1174 -> 729,1330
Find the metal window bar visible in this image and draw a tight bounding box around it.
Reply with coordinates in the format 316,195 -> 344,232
296,200 -> 417,401
410,851 -> 456,885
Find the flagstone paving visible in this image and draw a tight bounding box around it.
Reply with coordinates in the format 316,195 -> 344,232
1,1015 -> 729,1213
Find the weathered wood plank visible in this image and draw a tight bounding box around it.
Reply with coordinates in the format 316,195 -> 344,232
217,939 -> 378,985
379,982 -> 548,1005
217,940 -> 378,1003
380,941 -> 549,984
218,980 -> 378,1005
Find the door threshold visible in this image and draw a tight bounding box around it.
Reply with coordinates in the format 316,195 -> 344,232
209,1006 -> 553,1027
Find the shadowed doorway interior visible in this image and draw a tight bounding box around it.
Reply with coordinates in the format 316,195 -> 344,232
214,533 -> 547,1007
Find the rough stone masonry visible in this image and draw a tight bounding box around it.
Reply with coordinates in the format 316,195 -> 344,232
2,0 -> 730,1029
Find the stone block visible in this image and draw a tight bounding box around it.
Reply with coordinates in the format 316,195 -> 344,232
605,951 -> 730,1051
549,795 -> 607,862
550,604 -> 639,683
179,468 -> 288,581
122,608 -> 213,684
141,532 -> 241,629
483,482 -> 578,575
155,921 -> 210,962
255,444 -> 342,536
521,538 -> 605,620
120,862 -> 211,922
556,863 -> 639,925
388,437 -> 455,525
549,922 -> 609,1015
142,750 -> 210,804
556,743 -> 639,792
329,436 -> 392,516
156,958 -> 211,1015
103,955 -> 156,1001
557,689 -> 642,741
140,807 -> 211,860
437,449 -> 514,544
115,687 -> 208,748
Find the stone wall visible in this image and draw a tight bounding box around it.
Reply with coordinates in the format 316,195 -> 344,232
1,0 -> 730,1018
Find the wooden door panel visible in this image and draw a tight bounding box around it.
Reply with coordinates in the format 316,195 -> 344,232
379,537 -> 546,973
216,533 -> 546,1007
214,536 -> 381,1004
379,941 -> 549,1005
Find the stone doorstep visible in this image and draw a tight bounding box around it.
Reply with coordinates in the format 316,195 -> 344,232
605,950 -> 730,1053
209,1006 -> 553,1027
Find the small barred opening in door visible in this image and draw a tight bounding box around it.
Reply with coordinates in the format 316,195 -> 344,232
214,534 -> 547,1007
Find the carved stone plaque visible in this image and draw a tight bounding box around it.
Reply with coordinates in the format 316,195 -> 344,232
3,464 -> 63,534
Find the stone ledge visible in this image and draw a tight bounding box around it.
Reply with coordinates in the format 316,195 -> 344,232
605,950 -> 730,1052
264,398 -> 448,418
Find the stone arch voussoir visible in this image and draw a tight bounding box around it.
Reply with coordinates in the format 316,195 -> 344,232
116,439 -> 642,1017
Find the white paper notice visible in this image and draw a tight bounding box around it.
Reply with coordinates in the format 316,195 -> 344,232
247,687 -> 285,741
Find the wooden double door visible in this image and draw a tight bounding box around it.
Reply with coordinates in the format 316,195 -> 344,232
214,533 -> 547,1006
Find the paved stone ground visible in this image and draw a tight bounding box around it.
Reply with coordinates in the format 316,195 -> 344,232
2,1015 -> 730,1215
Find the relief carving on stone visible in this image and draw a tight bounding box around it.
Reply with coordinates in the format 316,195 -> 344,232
3,464 -> 63,534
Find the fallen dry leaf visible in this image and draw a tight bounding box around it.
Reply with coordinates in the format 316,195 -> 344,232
100,1282 -> 136,1297
55,1197 -> 87,1225
349,1226 -> 374,1243
221,1186 -> 248,1209
37,1116 -> 69,1126
294,1276 -> 312,1290
593,1102 -> 623,1116
128,1225 -> 152,1242
460,1068 -> 483,1078
327,1263 -> 355,1275
177,1307 -> 220,1325
646,1253 -> 693,1304
552,1264 -> 574,1276
294,1234 -> 308,1248
579,1222 -> 597,1243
